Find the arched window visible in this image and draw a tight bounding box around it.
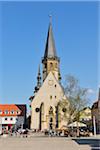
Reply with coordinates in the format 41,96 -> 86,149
50,118 -> 53,122
49,106 -> 53,114
50,62 -> 53,69
39,103 -> 44,130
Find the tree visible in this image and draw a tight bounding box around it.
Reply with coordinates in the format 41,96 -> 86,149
57,96 -> 70,126
64,74 -> 89,136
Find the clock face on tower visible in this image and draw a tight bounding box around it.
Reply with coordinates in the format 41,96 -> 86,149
48,80 -> 54,86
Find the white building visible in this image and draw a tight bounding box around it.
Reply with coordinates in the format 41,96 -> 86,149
0,117 -> 2,134
0,104 -> 26,133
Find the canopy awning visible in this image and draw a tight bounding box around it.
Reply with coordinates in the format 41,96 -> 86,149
68,121 -> 87,127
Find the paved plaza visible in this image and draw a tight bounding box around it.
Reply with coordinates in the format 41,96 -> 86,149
0,136 -> 100,150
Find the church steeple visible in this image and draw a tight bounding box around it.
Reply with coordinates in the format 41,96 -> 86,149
44,20 -> 57,59
42,18 -> 61,81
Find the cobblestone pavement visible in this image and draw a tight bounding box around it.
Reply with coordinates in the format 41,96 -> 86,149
0,136 -> 99,150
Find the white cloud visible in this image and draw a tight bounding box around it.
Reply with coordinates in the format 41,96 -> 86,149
87,89 -> 95,94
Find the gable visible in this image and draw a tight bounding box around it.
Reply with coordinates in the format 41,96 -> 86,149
31,72 -> 65,106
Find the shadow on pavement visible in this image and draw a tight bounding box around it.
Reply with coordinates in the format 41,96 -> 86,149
73,138 -> 100,150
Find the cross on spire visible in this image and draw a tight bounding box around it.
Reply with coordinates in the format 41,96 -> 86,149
49,14 -> 52,24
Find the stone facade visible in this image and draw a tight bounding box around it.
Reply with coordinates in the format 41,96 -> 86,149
31,72 -> 69,130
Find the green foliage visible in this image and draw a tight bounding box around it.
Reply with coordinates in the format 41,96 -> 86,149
64,74 -> 89,123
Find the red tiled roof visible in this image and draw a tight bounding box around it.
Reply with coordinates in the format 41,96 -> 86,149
0,104 -> 26,117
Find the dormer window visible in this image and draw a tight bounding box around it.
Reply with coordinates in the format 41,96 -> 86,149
10,110 -> 14,114
0,110 -> 2,114
5,110 -> 8,114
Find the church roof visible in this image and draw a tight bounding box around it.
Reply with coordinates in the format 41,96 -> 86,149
44,22 -> 57,59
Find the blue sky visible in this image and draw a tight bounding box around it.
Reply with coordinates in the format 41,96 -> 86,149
0,1 -> 99,109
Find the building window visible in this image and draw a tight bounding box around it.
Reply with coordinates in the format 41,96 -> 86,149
50,96 -> 52,99
10,118 -> 13,121
62,108 -> 67,113
5,110 -> 8,114
10,110 -> 15,114
50,63 -> 53,69
5,118 -> 7,121
50,118 -> 53,122
49,106 -> 53,114
16,118 -> 18,121
16,110 -> 20,114
0,110 -> 2,114
55,84 -> 57,88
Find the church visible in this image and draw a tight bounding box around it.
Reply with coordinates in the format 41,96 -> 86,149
30,19 -> 69,131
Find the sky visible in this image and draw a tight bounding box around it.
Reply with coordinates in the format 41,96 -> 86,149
0,1 -> 99,110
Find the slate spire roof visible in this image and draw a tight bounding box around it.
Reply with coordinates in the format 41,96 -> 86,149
44,21 -> 57,59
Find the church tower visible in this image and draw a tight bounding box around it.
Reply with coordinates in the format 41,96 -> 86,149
42,19 -> 61,82
30,18 -> 69,131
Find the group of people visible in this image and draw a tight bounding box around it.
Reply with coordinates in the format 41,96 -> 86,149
44,128 -> 91,137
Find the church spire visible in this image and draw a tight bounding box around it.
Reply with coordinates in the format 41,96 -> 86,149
44,16 -> 57,59
42,18 -> 61,81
